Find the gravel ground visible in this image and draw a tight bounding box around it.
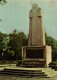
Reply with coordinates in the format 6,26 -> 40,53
0,75 -> 57,80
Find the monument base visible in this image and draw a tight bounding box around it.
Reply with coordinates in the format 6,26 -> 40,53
22,46 -> 52,67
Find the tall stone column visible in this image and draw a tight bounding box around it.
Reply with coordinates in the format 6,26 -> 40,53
28,3 -> 45,46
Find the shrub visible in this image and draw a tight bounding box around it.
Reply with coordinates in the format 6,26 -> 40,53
49,62 -> 57,66
0,60 -> 9,64
10,61 -> 17,64
16,60 -> 22,66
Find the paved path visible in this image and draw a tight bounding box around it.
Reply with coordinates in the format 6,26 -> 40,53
0,75 -> 57,80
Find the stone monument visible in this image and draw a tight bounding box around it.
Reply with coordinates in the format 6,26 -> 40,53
28,3 -> 45,46
22,3 -> 52,67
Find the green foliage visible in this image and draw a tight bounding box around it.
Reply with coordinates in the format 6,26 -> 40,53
0,0 -> 7,5
46,34 -> 57,49
0,19 -> 2,22
7,49 -> 15,57
8,30 -> 28,60
16,60 -> 22,66
49,62 -> 57,65
0,60 -> 9,64
4,49 -> 15,61
0,32 -> 8,60
45,33 -> 57,61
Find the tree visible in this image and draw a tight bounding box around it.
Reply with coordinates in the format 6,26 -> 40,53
0,32 -> 8,60
0,0 -> 7,22
8,49 -> 15,66
0,19 -> 2,22
4,48 -> 15,65
8,30 -> 28,60
45,33 -> 57,61
0,0 -> 7,5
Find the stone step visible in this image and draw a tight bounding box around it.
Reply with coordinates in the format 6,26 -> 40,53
0,72 -> 47,76
23,64 -> 44,67
0,68 -> 48,78
4,69 -> 42,72
24,62 -> 44,64
9,73 -> 47,76
23,59 -> 45,67
23,62 -> 45,65
0,68 -> 57,78
0,71 -> 45,74
0,74 -> 49,78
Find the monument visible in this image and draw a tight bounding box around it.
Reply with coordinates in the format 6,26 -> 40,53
22,3 -> 52,67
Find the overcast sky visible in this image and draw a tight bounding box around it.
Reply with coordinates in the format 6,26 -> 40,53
0,0 -> 57,40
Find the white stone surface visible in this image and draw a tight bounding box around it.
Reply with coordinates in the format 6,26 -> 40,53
28,3 -> 45,46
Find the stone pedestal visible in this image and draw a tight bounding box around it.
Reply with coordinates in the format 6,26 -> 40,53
45,46 -> 52,67
22,46 -> 52,67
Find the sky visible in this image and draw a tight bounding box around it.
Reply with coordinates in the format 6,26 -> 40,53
0,0 -> 57,40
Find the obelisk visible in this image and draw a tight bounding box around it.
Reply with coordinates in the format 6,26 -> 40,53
28,3 -> 45,46
22,3 -> 52,67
